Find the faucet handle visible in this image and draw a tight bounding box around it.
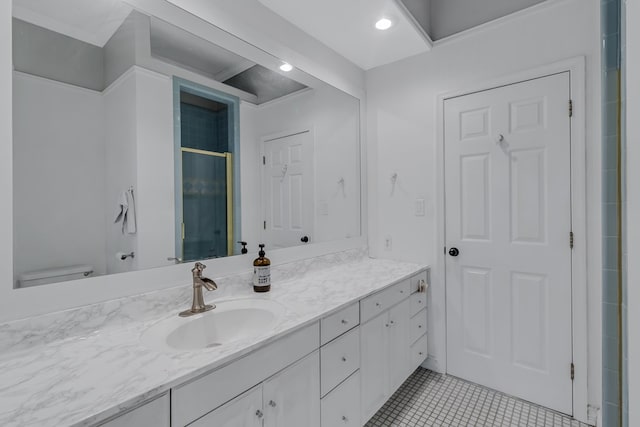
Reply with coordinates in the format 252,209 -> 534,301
192,262 -> 206,276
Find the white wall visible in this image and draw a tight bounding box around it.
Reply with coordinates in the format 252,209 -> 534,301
13,72 -> 107,281
104,70 -> 139,274
625,0 -> 639,425
252,86 -> 361,245
366,0 -> 601,417
134,69 -> 175,270
239,102 -> 261,249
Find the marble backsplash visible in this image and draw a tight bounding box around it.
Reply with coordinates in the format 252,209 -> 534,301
0,247 -> 368,356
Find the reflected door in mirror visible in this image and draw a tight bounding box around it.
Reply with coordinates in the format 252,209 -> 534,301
263,131 -> 313,249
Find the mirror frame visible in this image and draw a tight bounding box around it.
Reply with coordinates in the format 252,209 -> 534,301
0,0 -> 367,323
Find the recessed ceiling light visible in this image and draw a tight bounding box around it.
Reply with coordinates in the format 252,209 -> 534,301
280,62 -> 293,72
375,18 -> 393,30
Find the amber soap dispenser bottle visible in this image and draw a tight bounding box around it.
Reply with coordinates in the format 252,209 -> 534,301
253,244 -> 271,292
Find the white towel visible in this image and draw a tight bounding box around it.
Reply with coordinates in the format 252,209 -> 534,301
125,188 -> 137,234
114,189 -> 137,234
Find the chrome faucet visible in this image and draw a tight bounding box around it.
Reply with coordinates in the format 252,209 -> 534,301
179,262 -> 218,317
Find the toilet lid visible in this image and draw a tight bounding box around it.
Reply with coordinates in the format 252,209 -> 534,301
18,265 -> 94,282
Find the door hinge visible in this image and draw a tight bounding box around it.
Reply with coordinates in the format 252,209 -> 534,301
569,99 -> 573,117
571,362 -> 575,380
262,156 -> 266,165
263,220 -> 266,230
570,231 -> 574,249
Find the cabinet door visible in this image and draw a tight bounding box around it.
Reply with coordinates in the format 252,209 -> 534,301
189,386 -> 263,427
360,311 -> 390,422
389,298 -> 411,391
263,351 -> 320,427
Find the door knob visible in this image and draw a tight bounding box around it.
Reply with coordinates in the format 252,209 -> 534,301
300,236 -> 309,243
448,247 -> 460,257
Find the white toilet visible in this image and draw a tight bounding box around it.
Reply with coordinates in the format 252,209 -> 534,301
18,265 -> 94,288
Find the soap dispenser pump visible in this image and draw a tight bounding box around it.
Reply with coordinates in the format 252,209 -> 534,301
253,244 -> 271,292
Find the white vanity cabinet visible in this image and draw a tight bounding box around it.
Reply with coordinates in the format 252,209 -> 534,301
360,299 -> 411,420
172,322 -> 319,427
360,271 -> 429,423
93,268 -> 428,427
263,351 -> 320,427
191,351 -> 320,427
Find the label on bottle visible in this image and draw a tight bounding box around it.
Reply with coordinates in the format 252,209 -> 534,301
254,266 -> 271,287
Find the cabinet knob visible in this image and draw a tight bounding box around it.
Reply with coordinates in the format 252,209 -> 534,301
418,325 -> 422,329
341,319 -> 349,325
269,400 -> 277,407
385,323 -> 389,328
341,356 -> 347,362
390,320 -> 395,325
256,410 -> 264,418
419,352 -> 424,356
342,415 -> 349,422
375,302 -> 380,307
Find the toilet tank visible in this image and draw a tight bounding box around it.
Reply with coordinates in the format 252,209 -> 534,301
18,265 -> 94,288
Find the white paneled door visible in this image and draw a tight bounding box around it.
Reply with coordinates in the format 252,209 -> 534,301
444,73 -> 573,414
263,130 -> 314,248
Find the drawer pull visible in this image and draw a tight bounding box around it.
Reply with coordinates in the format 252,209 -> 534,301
341,356 -> 347,362
269,400 -> 277,407
342,415 -> 349,422
341,319 -> 349,325
256,410 -> 264,418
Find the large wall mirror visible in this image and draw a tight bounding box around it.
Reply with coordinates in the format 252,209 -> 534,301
11,0 -> 361,288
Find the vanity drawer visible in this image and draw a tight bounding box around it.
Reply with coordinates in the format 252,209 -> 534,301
409,270 -> 429,294
360,280 -> 410,323
321,371 -> 361,427
100,393 -> 169,427
172,322 -> 319,427
410,333 -> 428,370
321,302 -> 359,345
320,327 -> 360,397
410,292 -> 426,317
410,309 -> 427,345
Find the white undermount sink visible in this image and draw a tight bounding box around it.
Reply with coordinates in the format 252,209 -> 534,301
142,298 -> 285,351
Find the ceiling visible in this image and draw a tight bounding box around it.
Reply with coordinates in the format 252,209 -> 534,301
12,0 -> 132,47
258,0 -> 550,70
257,0 -> 431,70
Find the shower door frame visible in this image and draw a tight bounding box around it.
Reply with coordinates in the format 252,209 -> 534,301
435,57 -> 589,423
172,77 -> 241,261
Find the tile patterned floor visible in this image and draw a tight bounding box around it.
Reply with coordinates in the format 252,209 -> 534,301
365,368 -> 592,427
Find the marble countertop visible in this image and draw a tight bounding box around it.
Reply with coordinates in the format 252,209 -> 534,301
0,253 -> 427,427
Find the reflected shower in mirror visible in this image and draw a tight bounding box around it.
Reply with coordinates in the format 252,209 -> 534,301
11,0 -> 361,288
